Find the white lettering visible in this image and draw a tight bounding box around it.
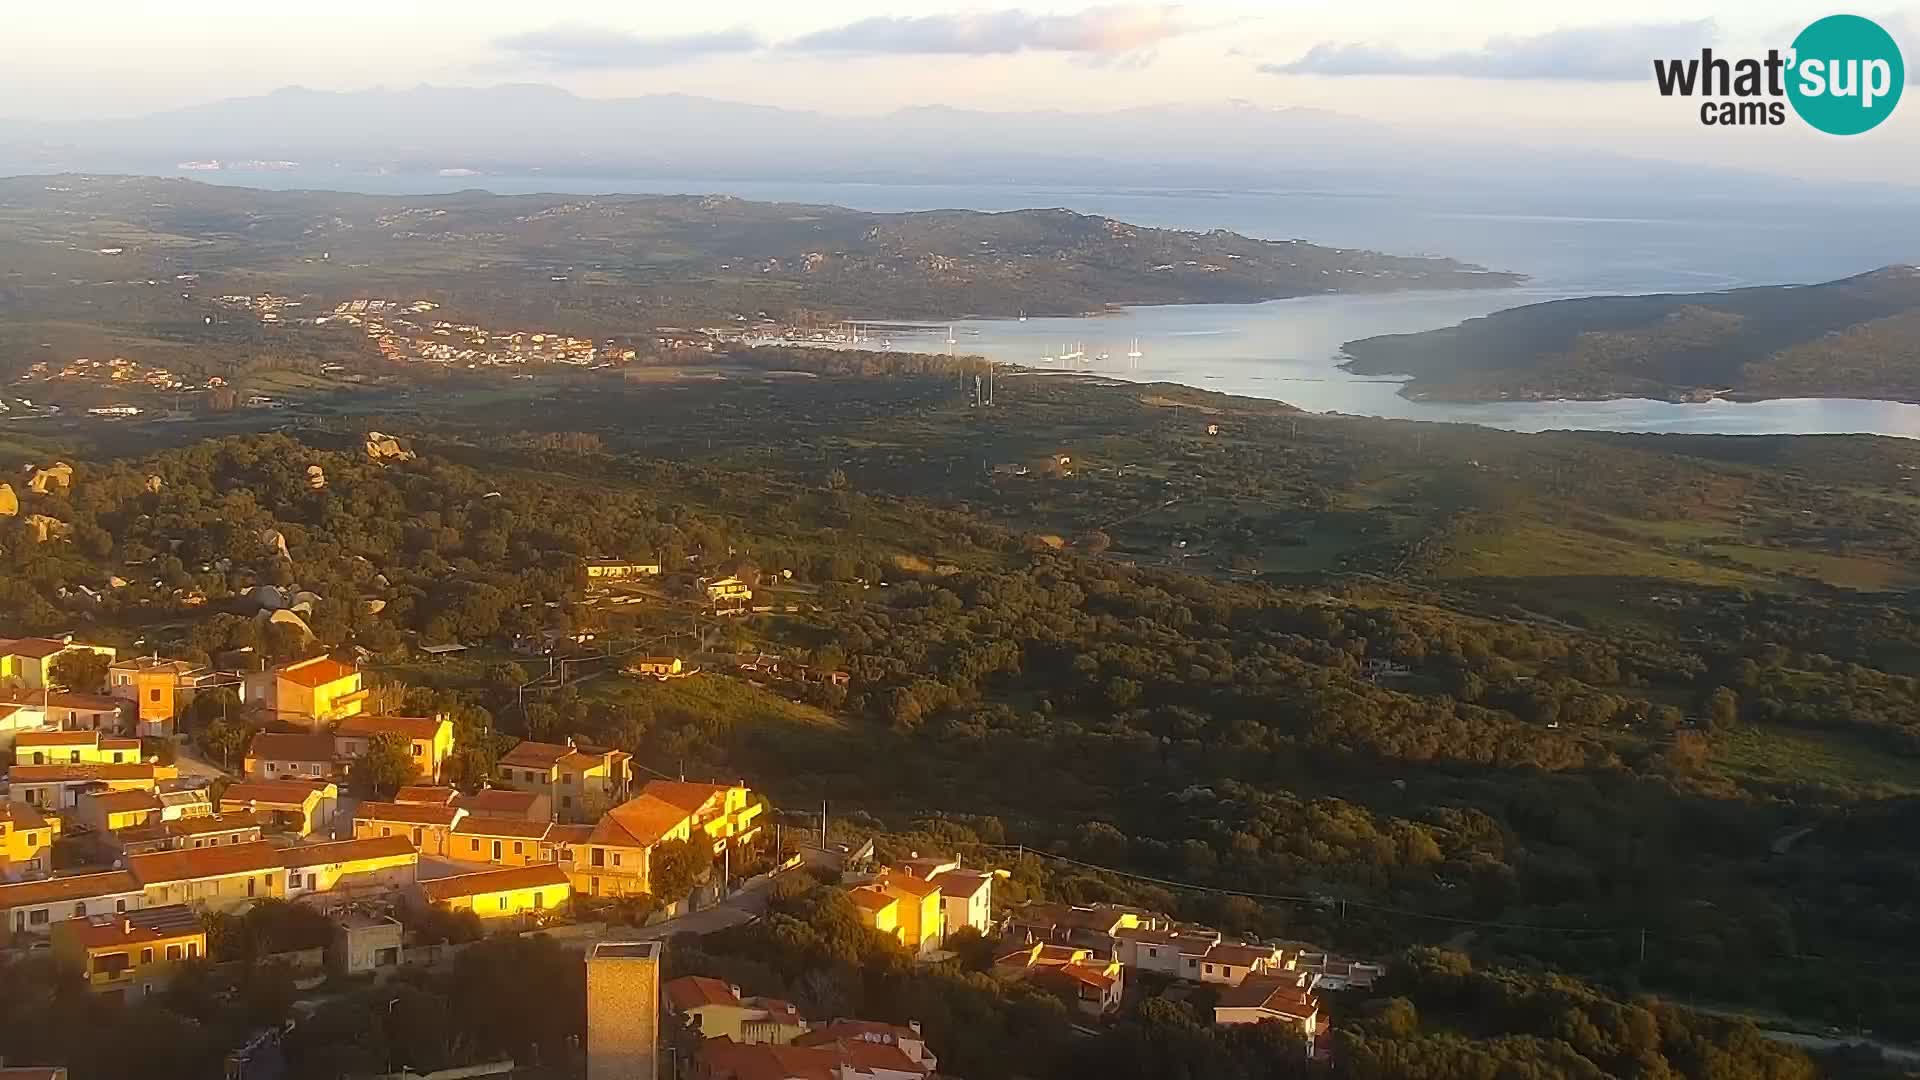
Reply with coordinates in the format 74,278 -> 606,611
1800,57 -> 1827,96
1863,59 -> 1892,107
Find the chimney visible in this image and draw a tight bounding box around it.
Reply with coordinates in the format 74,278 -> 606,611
908,1020 -> 921,1036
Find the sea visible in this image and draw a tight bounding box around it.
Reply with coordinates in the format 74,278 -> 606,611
188,167 -> 1920,437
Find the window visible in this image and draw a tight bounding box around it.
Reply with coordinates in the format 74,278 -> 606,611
498,896 -> 508,911
188,942 -> 197,958
513,841 -> 523,855
115,899 -> 127,913
166,945 -> 182,961
149,688 -> 161,702
533,891 -> 544,909
1147,947 -> 1158,958
68,750 -> 80,764
590,877 -> 600,895
1204,963 -> 1214,974
30,752 -> 43,765
112,752 -> 124,763
247,878 -> 256,898
381,827 -> 391,837
471,839 -> 481,853
141,948 -> 154,964
29,909 -> 48,926
611,852 -> 622,867
375,946 -> 398,967
412,827 -> 423,845
561,795 -> 573,809
74,902 -> 87,917
591,848 -> 605,867
412,744 -> 422,756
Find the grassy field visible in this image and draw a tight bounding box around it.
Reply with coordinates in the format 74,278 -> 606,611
1440,521 -> 1764,587
1704,542 -> 1919,591
1712,723 -> 1920,795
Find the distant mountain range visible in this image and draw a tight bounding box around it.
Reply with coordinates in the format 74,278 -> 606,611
0,84 -> 1865,198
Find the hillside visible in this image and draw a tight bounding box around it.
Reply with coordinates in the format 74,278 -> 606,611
1338,265 -> 1920,402
0,174 -> 1516,340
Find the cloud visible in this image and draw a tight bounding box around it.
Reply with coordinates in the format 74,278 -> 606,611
497,24 -> 762,70
1262,20 -> 1714,81
786,5 -> 1191,56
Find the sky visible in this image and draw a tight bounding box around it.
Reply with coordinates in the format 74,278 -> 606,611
8,1 -> 1920,182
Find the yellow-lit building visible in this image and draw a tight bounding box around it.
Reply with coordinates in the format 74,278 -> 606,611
583,560 -> 661,584
0,870 -> 145,944
216,779 -> 337,838
496,738 -> 631,822
851,888 -> 900,939
71,789 -> 163,835
243,656 -> 366,724
280,835 -> 418,900
334,714 -> 455,783
108,657 -> 200,735
12,730 -> 141,767
418,862 -> 570,920
627,657 -> 684,680
126,835 -> 418,912
7,763 -> 169,812
51,904 -> 205,999
451,815 -> 553,866
0,638 -> 117,692
872,871 -> 944,954
0,802 -> 59,881
662,976 -> 808,1045
354,801 -> 464,858
569,780 -> 760,900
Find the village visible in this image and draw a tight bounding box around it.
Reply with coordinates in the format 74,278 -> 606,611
0,611 -> 1377,1078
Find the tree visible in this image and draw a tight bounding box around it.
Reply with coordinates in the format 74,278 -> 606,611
49,650 -> 110,694
649,838 -> 715,901
353,731 -> 421,798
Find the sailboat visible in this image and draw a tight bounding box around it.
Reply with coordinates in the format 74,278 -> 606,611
1018,310 -> 1028,322
1127,337 -> 1143,360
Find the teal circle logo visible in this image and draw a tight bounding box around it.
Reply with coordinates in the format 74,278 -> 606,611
1787,15 -> 1904,135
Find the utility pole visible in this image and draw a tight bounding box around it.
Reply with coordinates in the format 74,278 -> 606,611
820,799 -> 827,849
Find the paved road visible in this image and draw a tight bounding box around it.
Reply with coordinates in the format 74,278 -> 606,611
572,845 -> 845,945
1688,1002 -> 1920,1064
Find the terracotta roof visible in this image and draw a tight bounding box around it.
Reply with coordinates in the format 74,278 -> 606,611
0,870 -> 140,910
451,815 -> 550,839
498,739 -> 572,769
823,1039 -> 928,1077
99,737 -> 140,752
3,638 -> 78,660
278,834 -> 416,868
665,974 -> 741,1011
219,780 -> 326,809
14,730 -> 103,747
0,691 -> 124,712
114,813 -> 262,845
0,1066 -> 66,1080
0,801 -> 49,830
8,763 -> 156,783
54,906 -> 203,949
546,823 -> 594,846
635,779 -> 728,814
1206,943 -> 1277,968
334,715 -> 446,741
356,801 -> 463,827
453,788 -> 541,816
1217,975 -> 1317,1017
699,1039 -> 839,1080
394,785 -> 456,805
245,731 -> 337,763
110,657 -> 197,675
591,793 -> 691,848
794,1020 -> 923,1047
277,656 -> 357,688
128,840 -> 282,884
1033,961 -> 1117,992
84,789 -> 163,815
420,862 -> 567,903
849,887 -> 897,913
880,873 -> 941,899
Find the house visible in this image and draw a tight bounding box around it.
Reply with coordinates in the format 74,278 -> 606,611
111,813 -> 262,856
850,888 -> 899,939
664,975 -> 808,1045
393,785 -> 456,806
1214,974 -> 1320,1049
1196,941 -> 1285,987
0,870 -> 148,942
496,738 -> 632,821
0,638 -> 117,692
242,731 -> 337,782
1114,924 -> 1221,979
243,656 -> 366,725
329,911 -> 404,976
0,690 -> 127,733
70,788 -> 164,834
858,871 -> 943,954
216,779 -> 337,837
12,729 -> 141,766
0,703 -> 49,753
0,801 -> 59,881
51,903 -> 205,999
126,841 -> 287,912
417,862 -> 569,921
700,576 -> 753,612
570,780 -> 759,900
994,942 -> 1125,1018
279,835 -> 418,902
628,656 -> 684,680
928,868 -> 995,939
353,801 -> 466,857
452,785 -> 550,822
583,560 -> 661,584
698,1034 -> 934,1080
793,1020 -> 938,1075
108,657 -> 202,736
451,815 -> 553,866
155,788 -> 212,821
7,763 -> 169,811
333,714 -> 454,783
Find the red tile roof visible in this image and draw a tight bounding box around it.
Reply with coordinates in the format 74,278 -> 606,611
0,802 -> 50,830
590,793 -> 691,848
665,974 -> 741,1011
356,801 -> 463,827
420,862 -> 567,903
14,730 -> 104,747
244,731 -> 337,763
334,715 -> 446,741
218,779 -> 327,809
0,870 -> 141,910
3,638 -> 79,660
880,872 -> 941,899
849,887 -> 897,913
498,739 -> 572,769
1217,974 -> 1318,1017
277,656 -> 357,689
635,779 -> 728,814
8,763 -> 156,783
84,789 -> 163,815
394,785 -> 456,805
128,841 -> 283,884
277,834 -> 416,868
451,815 -> 550,840
453,788 -> 541,816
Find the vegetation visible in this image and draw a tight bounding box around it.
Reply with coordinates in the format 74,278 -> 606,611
1340,265 -> 1920,401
